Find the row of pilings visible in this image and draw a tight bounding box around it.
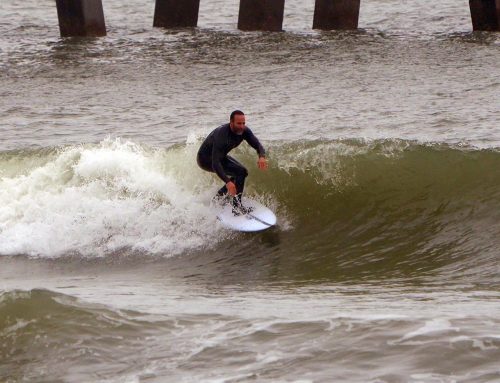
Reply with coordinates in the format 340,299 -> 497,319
56,0 -> 500,37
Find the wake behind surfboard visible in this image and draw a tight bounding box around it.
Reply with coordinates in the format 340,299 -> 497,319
216,197 -> 276,232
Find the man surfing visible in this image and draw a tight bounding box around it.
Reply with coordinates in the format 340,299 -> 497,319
197,110 -> 268,215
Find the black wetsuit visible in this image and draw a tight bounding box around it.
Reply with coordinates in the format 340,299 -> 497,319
197,123 -> 265,199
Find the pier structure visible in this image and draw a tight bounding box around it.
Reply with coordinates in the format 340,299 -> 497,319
153,0 -> 201,28
54,0 -> 500,38
56,0 -> 106,37
313,0 -> 360,30
238,0 -> 286,31
469,0 -> 500,31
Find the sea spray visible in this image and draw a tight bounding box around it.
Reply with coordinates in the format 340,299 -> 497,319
0,138 -> 225,257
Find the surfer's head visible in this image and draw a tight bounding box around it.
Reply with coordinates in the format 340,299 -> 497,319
230,110 -> 246,135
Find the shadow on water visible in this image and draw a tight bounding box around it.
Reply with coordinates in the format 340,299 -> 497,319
4,23 -> 498,79
47,36 -> 110,65
40,26 -> 385,67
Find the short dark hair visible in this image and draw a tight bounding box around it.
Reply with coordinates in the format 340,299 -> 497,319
230,110 -> 245,121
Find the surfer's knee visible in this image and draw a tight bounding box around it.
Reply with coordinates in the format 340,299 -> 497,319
240,167 -> 248,178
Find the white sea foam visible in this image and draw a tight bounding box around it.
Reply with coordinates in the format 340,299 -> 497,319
402,318 -> 460,340
0,138 -> 226,258
388,318 -> 461,346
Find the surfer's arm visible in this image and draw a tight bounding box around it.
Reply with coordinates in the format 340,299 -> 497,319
245,128 -> 268,170
244,128 -> 266,158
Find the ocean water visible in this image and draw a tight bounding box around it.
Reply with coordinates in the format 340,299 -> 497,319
1,1 -> 500,382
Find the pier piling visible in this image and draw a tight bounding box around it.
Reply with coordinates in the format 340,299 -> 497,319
469,0 -> 500,31
238,0 -> 286,31
153,0 -> 200,28
313,0 -> 360,30
56,0 -> 106,37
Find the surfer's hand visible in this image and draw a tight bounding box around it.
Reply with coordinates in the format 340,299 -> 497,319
257,156 -> 268,170
226,181 -> 237,196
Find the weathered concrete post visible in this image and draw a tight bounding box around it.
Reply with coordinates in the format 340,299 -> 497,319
153,0 -> 200,28
55,0 -> 106,37
469,0 -> 500,31
238,0 -> 286,31
313,0 -> 361,30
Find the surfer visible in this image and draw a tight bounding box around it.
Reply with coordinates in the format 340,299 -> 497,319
197,110 -> 268,215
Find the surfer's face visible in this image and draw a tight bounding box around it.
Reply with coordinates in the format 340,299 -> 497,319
230,114 -> 246,135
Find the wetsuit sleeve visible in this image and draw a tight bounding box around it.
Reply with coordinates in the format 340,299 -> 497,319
211,132 -> 230,184
244,128 -> 266,157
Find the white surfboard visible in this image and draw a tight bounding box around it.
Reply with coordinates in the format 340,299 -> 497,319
216,197 -> 276,232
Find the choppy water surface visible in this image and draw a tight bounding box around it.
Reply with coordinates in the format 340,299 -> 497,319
1,1 -> 500,382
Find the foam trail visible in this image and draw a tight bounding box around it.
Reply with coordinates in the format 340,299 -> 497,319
0,138 -> 224,258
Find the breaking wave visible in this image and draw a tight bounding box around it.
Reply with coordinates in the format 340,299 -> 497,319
1,138 -> 499,283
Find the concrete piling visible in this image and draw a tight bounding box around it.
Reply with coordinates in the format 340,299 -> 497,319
313,0 -> 361,30
153,0 -> 200,28
238,0 -> 286,31
55,0 -> 106,37
469,0 -> 500,31
52,1 -> 496,37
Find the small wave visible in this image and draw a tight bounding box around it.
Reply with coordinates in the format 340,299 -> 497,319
0,289 -> 177,383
